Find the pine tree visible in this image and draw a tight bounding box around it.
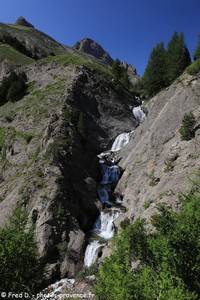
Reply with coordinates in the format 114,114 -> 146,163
111,59 -> 130,89
194,35 -> 200,60
142,42 -> 168,97
167,32 -> 191,84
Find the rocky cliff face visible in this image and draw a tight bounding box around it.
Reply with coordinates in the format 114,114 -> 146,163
121,61 -> 140,85
115,72 -> 200,225
0,53 -> 136,282
74,38 -> 113,65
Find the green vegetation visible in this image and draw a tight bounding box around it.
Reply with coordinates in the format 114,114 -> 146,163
143,200 -> 152,210
0,208 -> 45,294
142,32 -> 191,98
39,52 -> 112,78
187,59 -> 200,75
15,130 -> 34,144
0,71 -> 28,105
0,33 -> 35,59
179,112 -> 196,141
0,127 -> 6,150
166,32 -> 191,84
77,264 -> 99,280
142,42 -> 168,97
111,59 -> 130,90
194,35 -> 200,60
0,43 -> 33,65
94,178 -> 200,300
0,22 -> 65,59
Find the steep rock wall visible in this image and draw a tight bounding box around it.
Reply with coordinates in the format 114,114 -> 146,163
115,72 -> 200,225
0,61 -> 136,282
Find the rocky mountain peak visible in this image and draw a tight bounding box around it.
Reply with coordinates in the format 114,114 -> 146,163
15,16 -> 35,28
73,38 -> 113,65
121,61 -> 137,75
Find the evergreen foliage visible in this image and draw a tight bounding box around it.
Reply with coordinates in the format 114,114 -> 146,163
111,59 -> 130,90
166,32 -> 191,84
142,42 -> 168,97
179,112 -> 196,140
187,59 -> 200,75
194,35 -> 200,60
94,179 -> 200,300
142,32 -> 191,98
0,208 -> 45,294
0,71 -> 27,105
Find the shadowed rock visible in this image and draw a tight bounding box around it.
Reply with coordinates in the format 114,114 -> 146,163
15,16 -> 35,28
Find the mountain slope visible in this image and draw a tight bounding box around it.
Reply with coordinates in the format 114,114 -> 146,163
0,54 -> 136,281
0,19 -> 66,60
116,71 -> 200,223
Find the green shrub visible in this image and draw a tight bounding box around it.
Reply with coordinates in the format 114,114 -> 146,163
179,112 -> 196,141
94,179 -> 200,300
187,59 -> 200,75
0,208 -> 45,294
77,264 -> 99,280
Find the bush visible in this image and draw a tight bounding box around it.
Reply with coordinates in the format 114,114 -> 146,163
0,71 -> 27,105
94,180 -> 200,300
77,264 -> 99,280
0,208 -> 45,294
187,59 -> 200,75
179,112 -> 196,141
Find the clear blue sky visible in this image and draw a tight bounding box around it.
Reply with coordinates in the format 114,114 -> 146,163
0,0 -> 199,75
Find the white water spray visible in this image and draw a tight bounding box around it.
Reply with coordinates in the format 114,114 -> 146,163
84,240 -> 103,267
111,132 -> 131,152
94,209 -> 121,240
132,106 -> 146,123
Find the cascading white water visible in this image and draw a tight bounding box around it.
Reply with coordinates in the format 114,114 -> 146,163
94,209 -> 121,240
111,132 -> 131,152
132,106 -> 146,123
84,209 -> 121,267
84,240 -> 102,267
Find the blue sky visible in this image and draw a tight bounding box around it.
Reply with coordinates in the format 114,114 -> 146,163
0,0 -> 199,75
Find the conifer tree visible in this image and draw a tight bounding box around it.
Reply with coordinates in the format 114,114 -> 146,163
111,59 -> 130,89
142,42 -> 168,97
167,32 -> 191,83
194,35 -> 200,60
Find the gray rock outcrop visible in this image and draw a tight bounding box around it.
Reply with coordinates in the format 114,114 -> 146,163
15,16 -> 35,28
115,72 -> 200,224
74,38 -> 113,65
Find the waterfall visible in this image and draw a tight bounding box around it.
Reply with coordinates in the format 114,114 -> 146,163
93,209 -> 121,240
84,240 -> 103,267
111,132 -> 131,152
83,209 -> 120,267
132,106 -> 146,123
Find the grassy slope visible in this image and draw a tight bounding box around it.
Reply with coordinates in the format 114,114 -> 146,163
39,51 -> 112,77
0,23 -> 66,57
0,44 -> 33,65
